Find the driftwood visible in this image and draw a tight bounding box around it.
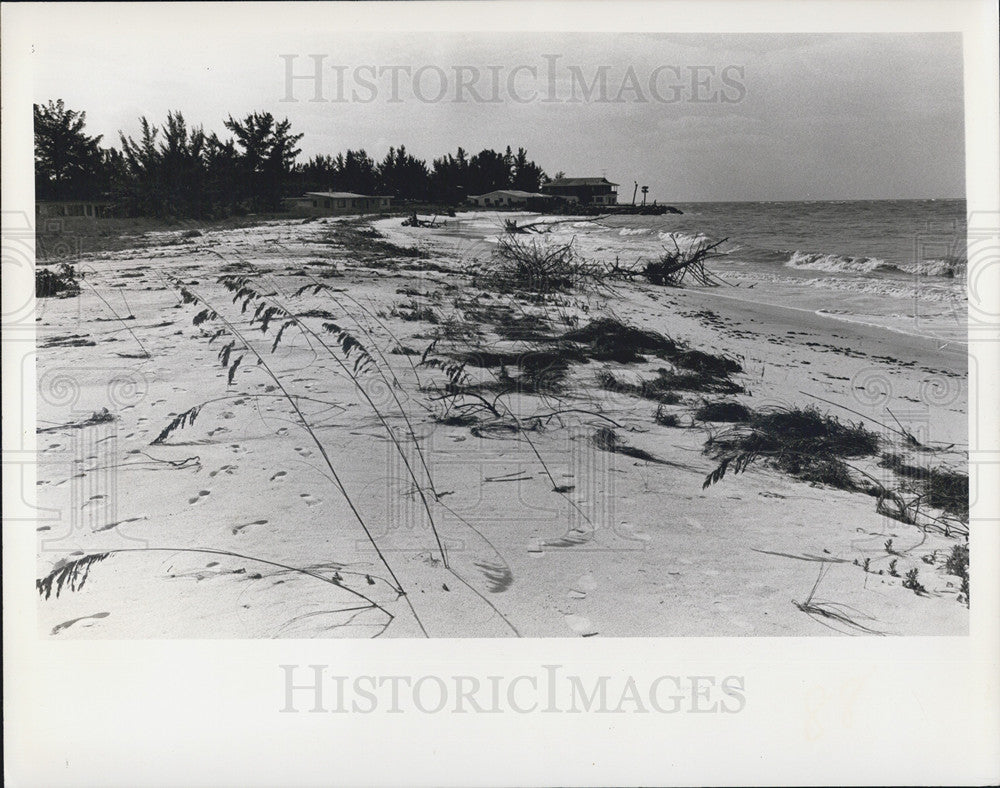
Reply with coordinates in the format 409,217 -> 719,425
644,236 -> 730,287
401,213 -> 439,228
503,216 -> 608,235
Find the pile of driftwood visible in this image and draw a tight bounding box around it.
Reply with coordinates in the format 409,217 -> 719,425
643,236 -> 729,287
401,213 -> 439,228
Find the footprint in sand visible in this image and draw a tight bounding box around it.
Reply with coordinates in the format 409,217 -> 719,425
276,427 -> 289,436
209,464 -> 237,478
270,471 -> 287,482
232,519 -> 268,535
300,493 -> 320,506
294,447 -> 313,458
188,489 -> 211,505
563,613 -> 598,637
568,573 -> 597,600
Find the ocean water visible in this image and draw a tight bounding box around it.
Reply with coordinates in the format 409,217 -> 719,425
449,200 -> 968,343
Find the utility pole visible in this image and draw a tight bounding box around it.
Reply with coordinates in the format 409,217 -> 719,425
641,185 -> 648,206
631,181 -> 638,206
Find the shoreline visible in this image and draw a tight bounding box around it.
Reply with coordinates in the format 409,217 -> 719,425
34,214 -> 970,637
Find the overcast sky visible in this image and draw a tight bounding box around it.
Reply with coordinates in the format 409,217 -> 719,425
26,12 -> 965,202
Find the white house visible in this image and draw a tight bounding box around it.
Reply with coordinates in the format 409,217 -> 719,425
288,192 -> 392,215
467,190 -> 549,208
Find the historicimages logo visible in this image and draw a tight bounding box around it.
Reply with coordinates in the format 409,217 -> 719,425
279,664 -> 746,714
280,54 -> 747,105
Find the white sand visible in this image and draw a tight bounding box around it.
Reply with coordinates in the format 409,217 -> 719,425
35,215 -> 969,638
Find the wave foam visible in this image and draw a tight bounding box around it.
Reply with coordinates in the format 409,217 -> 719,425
785,250 -> 893,274
898,258 -> 966,278
657,231 -> 712,250
786,251 -> 966,278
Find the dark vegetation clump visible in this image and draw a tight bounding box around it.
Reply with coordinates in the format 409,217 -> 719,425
455,300 -> 555,342
652,368 -> 744,395
672,348 -> 741,376
654,405 -> 681,427
599,370 -> 683,403
592,427 -> 666,464
560,317 -> 677,363
391,300 -> 440,323
450,348 -> 581,395
495,312 -> 554,341
944,543 -> 970,602
879,453 -> 969,520
480,235 -> 606,294
36,263 -> 80,297
560,317 -> 742,378
703,406 -> 881,490
325,223 -> 426,260
695,400 -> 753,423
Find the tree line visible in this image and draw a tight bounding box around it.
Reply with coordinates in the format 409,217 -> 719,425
34,100 -> 551,219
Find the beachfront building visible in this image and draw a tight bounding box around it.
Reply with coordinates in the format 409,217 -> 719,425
540,177 -> 619,206
288,192 -> 392,216
467,189 -> 550,208
36,200 -> 112,219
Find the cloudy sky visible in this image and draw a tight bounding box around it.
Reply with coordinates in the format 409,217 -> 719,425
23,6 -> 965,202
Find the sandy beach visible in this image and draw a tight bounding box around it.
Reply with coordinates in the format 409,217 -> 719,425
34,213 -> 969,638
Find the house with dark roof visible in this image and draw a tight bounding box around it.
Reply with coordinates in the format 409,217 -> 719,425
540,177 -> 618,206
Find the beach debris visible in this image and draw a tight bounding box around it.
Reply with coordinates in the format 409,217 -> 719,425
644,235 -> 729,287
37,407 -> 115,433
401,212 -> 438,228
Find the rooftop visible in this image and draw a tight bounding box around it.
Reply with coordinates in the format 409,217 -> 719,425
303,192 -> 390,199
471,190 -> 548,198
543,177 -> 619,188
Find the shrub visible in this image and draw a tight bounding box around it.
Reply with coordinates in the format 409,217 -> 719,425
483,236 -> 604,293
879,453 -> 968,520
36,263 -> 80,298
902,568 -> 926,594
944,543 -> 969,602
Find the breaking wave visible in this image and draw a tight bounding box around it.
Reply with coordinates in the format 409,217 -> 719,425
897,258 -> 967,278
657,231 -> 712,250
785,250 -> 895,274
785,250 -> 966,278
